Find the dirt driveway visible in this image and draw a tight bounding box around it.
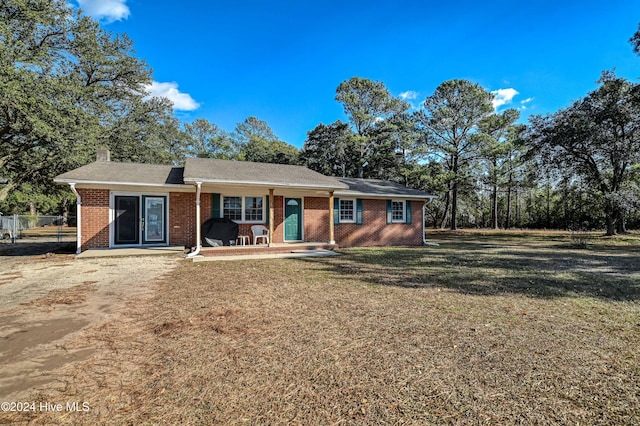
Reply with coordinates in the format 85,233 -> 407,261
0,249 -> 180,400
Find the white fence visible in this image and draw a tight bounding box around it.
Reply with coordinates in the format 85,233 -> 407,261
0,215 -> 76,244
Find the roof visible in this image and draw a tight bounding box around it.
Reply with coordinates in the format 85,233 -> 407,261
54,161 -> 184,187
53,158 -> 434,199
183,158 -> 347,190
336,178 -> 436,200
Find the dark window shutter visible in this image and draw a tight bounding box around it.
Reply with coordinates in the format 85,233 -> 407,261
386,200 -> 392,224
265,195 -> 270,225
356,199 -> 363,225
405,200 -> 412,224
211,193 -> 221,218
334,197 -> 340,225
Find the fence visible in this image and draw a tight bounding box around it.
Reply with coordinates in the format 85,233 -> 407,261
0,214 -> 77,244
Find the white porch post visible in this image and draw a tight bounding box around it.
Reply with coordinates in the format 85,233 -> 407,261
69,183 -> 82,254
328,191 -> 335,245
186,182 -> 202,258
268,188 -> 275,247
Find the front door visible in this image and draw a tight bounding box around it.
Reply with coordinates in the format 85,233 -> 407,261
142,195 -> 167,244
114,195 -> 167,246
114,196 -> 139,245
284,198 -> 302,241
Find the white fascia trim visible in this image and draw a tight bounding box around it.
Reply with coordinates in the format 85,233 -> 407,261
334,191 -> 438,200
54,178 -> 187,189
184,178 -> 347,191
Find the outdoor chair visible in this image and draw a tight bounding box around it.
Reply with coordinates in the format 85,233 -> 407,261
251,225 -> 270,245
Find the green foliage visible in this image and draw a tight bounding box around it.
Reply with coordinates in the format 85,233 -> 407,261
0,0 -> 185,208
525,72 -> 640,235
301,120 -> 357,177
233,116 -> 299,164
417,79 -> 495,230
184,118 -> 237,159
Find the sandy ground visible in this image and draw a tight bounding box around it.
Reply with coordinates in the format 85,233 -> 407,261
0,246 -> 180,400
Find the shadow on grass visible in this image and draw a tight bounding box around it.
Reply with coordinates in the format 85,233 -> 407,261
302,240 -> 640,301
0,241 -> 76,256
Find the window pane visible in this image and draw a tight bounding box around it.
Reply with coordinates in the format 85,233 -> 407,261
340,199 -> 354,222
223,196 -> 242,221
392,201 -> 404,221
244,197 -> 263,221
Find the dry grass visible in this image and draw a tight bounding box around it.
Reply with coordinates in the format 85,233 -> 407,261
3,231 -> 639,425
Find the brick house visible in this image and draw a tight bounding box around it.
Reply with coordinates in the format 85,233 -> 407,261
54,153 -> 436,254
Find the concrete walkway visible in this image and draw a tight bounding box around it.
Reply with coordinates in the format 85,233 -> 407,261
75,246 -> 185,259
191,248 -> 340,262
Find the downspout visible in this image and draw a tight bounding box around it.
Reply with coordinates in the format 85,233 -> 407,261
423,199 -> 439,247
69,183 -> 82,254
185,182 -> 202,259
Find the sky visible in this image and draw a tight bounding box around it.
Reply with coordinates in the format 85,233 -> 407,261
75,0 -> 640,148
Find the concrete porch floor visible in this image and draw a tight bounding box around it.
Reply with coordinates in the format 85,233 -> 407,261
75,246 -> 186,259
74,242 -> 339,260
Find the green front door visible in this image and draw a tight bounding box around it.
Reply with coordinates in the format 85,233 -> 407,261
284,198 -> 302,241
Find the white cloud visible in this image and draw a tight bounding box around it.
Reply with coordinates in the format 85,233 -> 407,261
145,82 -> 201,111
399,90 -> 418,100
491,88 -> 519,109
77,0 -> 130,23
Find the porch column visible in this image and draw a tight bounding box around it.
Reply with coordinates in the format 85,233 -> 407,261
328,191 -> 335,245
268,188 -> 274,247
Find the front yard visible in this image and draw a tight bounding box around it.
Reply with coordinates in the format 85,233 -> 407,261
2,231 -> 639,424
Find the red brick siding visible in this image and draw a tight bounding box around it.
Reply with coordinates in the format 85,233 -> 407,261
78,189 -> 110,250
169,192 -> 196,247
304,197 -> 330,242
305,198 -> 424,247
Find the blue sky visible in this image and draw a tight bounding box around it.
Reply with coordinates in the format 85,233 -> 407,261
76,0 -> 640,148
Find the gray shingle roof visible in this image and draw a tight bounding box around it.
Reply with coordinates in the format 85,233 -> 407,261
54,159 -> 434,199
336,178 -> 436,199
54,161 -> 184,186
183,158 -> 348,189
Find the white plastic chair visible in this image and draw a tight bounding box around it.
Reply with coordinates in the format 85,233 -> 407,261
251,225 -> 270,245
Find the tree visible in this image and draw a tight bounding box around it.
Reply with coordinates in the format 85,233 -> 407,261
232,116 -> 299,164
630,23 -> 640,55
335,77 -> 409,178
417,79 -> 494,230
0,0 -> 178,204
184,118 -> 236,159
478,109 -> 520,228
301,120 -> 357,177
526,72 -> 640,235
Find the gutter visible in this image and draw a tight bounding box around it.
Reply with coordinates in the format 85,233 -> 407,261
423,200 -> 439,247
69,183 -> 82,254
185,182 -> 202,259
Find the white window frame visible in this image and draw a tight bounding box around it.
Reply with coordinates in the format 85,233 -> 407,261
222,195 -> 265,223
339,198 -> 356,223
391,200 -> 406,223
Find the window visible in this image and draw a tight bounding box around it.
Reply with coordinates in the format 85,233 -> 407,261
223,196 -> 242,221
339,199 -> 355,222
223,196 -> 264,222
244,197 -> 264,222
391,200 -> 405,222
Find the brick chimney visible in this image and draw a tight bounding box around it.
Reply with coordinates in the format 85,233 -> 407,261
96,149 -> 110,162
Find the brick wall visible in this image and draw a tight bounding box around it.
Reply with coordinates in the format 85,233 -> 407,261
305,197 -> 424,247
78,189 -> 110,250
304,197 -> 330,242
169,192 -> 196,247
78,190 -> 424,251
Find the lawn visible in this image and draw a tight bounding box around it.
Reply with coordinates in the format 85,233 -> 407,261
5,231 -> 640,424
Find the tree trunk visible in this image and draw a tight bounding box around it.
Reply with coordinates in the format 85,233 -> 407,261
29,202 -> 37,216
546,181 -> 551,229
616,212 -> 627,234
62,195 -> 69,226
451,181 -> 458,230
440,191 -> 450,229
491,183 -> 498,229
0,181 -> 17,203
606,215 -> 616,236
505,184 -> 512,229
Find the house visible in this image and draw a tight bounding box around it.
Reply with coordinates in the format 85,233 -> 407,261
54,151 -> 436,254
